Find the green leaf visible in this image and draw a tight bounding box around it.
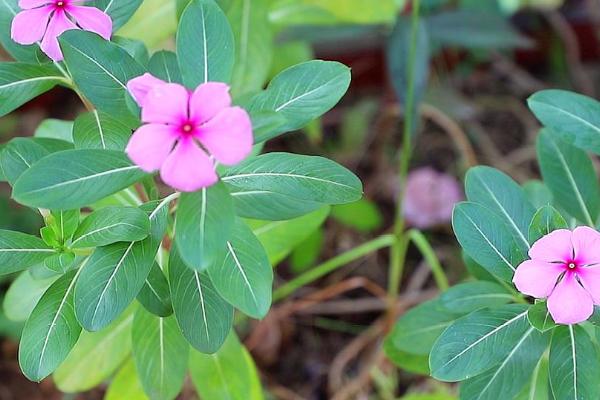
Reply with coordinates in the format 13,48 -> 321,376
0,63 -> 65,117
527,301 -> 557,332
148,50 -> 183,83
452,202 -> 524,282
189,332 -> 264,400
248,60 -> 351,141
529,90 -> 600,155
460,328 -> 549,400
230,186 -> 323,220
383,341 -> 430,375
223,152 -> 362,205
528,205 -> 567,243
34,119 -> 74,142
208,219 -> 272,319
71,206 -> 150,248
523,180 -> 553,210
549,325 -> 600,400
3,272 -> 56,322
73,110 -> 133,151
466,166 -> 535,251
0,230 -> 54,275
59,30 -> 144,124
1,138 -> 49,185
169,246 -> 233,353
105,359 -> 148,400
515,358 -> 549,400
175,182 -> 235,271
50,209 -> 80,243
13,149 -> 147,210
248,206 -> 329,264
331,199 -> 383,232
44,252 -> 76,274
430,304 -> 530,381
386,299 -> 463,356
19,268 -> 82,382
131,307 -> 188,400
137,262 -> 172,317
113,36 -> 149,65
54,307 -> 134,392
227,0 -> 273,96
537,129 -> 600,225
290,229 -> 324,273
92,0 -> 143,31
118,0 -> 177,49
177,0 -> 235,87
439,281 -> 514,314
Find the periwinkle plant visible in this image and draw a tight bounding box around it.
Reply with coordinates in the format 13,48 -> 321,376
0,0 -> 361,397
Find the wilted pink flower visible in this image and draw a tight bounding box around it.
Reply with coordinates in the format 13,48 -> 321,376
513,227 -> 600,325
403,167 -> 462,228
11,0 -> 112,61
125,74 -> 253,193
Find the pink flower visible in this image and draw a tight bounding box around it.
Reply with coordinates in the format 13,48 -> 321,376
125,74 -> 253,193
513,227 -> 600,325
11,0 -> 112,61
402,167 -> 462,229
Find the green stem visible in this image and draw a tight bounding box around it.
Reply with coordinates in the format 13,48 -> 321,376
388,0 -> 422,297
273,234 -> 397,301
407,229 -> 449,291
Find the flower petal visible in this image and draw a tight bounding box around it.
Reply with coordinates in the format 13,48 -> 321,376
528,228 -> 573,263
127,73 -> 167,107
197,107 -> 253,165
189,82 -> 231,124
40,9 -> 77,61
160,137 -> 217,192
11,6 -> 53,45
66,5 -> 112,40
141,83 -> 189,125
576,266 -> 600,304
547,272 -> 594,324
513,259 -> 565,299
18,0 -> 51,9
125,124 -> 178,173
572,226 -> 600,265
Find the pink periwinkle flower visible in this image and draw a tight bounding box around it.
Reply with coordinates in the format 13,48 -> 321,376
11,0 -> 112,61
126,73 -> 253,193
514,227 -> 600,325
402,167 -> 462,229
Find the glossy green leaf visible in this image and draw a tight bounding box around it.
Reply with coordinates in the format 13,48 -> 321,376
452,202 -> 524,282
73,110 -> 133,151
528,205 -> 567,243
466,166 -> 535,251
248,60 -> 351,141
60,30 -> 144,123
529,90 -> 600,155
1,138 -> 49,185
230,186 -> 323,220
290,229 -> 324,273
34,119 -> 74,142
92,0 -> 143,31
177,0 -> 235,87
71,206 -> 150,248
50,209 -> 80,243
137,262 -> 172,317
13,149 -> 147,210
208,219 -> 272,319
148,50 -> 182,83
439,281 -> 513,314
527,301 -> 556,332
113,36 -> 149,65
549,325 -> 600,400
383,340 -> 430,375
44,251 -> 76,274
515,358 -> 549,400
105,359 -> 148,400
537,129 -> 600,225
430,304 -> 530,381
54,307 -> 134,392
132,307 -> 188,400
175,182 -> 235,271
19,269 -> 82,382
523,180 -> 553,210
460,328 -> 549,400
331,199 -> 383,233
0,230 -> 54,275
169,246 -> 233,353
3,272 -> 56,322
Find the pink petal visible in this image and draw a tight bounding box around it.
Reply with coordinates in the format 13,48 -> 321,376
40,9 -> 78,61
125,124 -> 178,173
572,226 -> 600,265
141,83 -> 189,125
18,0 -> 51,9
547,272 -> 594,324
11,6 -> 53,45
513,259 -> 565,299
576,266 -> 600,304
66,5 -> 112,40
160,137 -> 217,192
528,229 -> 573,263
189,82 -> 231,124
127,73 -> 167,107
197,107 -> 253,165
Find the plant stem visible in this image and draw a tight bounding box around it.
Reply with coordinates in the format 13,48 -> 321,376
407,229 -> 449,291
388,0 -> 422,297
273,234 -> 397,301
